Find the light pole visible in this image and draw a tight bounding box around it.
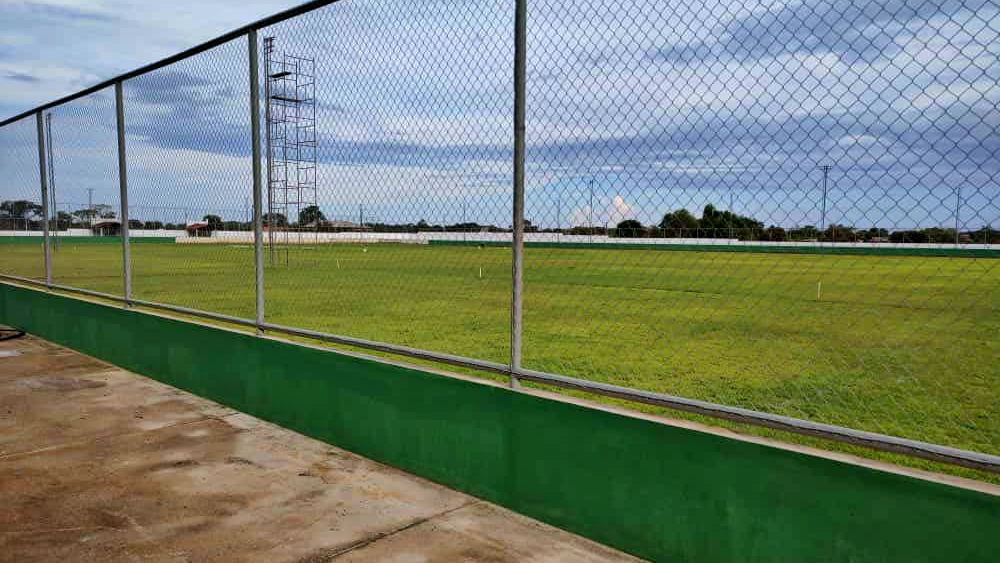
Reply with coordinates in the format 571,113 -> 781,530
588,177 -> 594,244
556,195 -> 561,240
87,187 -> 95,228
954,186 -> 962,247
818,164 -> 831,234
728,190 -> 734,240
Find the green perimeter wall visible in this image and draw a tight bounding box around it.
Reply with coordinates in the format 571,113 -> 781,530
1,282 -> 996,563
431,239 -> 1000,258
0,236 -> 175,244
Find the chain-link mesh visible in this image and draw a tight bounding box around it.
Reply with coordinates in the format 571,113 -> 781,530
523,0 -> 999,455
44,89 -> 123,295
1,0 -> 997,472
256,1 -> 514,363
123,37 -> 256,317
0,116 -> 45,280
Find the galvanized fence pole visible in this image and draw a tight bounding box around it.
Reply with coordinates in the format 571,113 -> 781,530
954,187 -> 962,247
509,0 -> 527,388
248,29 -> 266,333
115,82 -> 132,305
35,111 -> 51,288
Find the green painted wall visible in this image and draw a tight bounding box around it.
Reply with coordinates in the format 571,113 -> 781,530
430,239 -> 1000,258
1,282 -> 996,563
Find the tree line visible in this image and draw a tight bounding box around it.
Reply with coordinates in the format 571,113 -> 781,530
606,204 -> 996,244
3,199 -> 996,244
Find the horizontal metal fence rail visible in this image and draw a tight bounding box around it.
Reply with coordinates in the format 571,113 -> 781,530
2,273 -> 998,474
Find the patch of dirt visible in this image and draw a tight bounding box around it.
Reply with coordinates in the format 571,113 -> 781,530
145,459 -> 200,472
290,546 -> 343,563
225,456 -> 263,468
19,378 -> 107,391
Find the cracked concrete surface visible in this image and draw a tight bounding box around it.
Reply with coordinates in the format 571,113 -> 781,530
0,334 -> 645,563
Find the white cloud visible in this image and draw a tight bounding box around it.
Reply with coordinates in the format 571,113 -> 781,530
568,194 -> 634,227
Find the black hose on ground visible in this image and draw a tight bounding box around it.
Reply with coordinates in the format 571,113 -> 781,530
0,325 -> 26,341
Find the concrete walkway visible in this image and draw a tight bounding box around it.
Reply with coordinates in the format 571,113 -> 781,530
0,333 -> 644,563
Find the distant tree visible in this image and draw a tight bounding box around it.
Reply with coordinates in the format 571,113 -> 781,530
71,208 -> 94,223
921,227 -> 956,243
821,224 -> 860,242
262,212 -> 287,227
862,227 -> 889,241
128,219 -> 143,229
71,204 -> 114,223
445,222 -> 483,233
0,200 -> 42,219
568,225 -> 607,236
55,211 -> 74,230
614,219 -> 644,238
202,214 -> 223,232
758,226 -> 787,242
788,225 -> 820,241
658,209 -> 699,237
970,226 -> 997,244
143,221 -> 164,230
298,205 -> 326,226
416,219 -> 430,230
698,204 -> 763,239
889,230 -> 929,243
898,230 -> 923,243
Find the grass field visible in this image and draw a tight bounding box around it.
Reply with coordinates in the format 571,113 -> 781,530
3,239 -> 998,475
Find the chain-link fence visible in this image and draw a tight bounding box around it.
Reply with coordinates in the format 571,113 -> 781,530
0,115 -> 45,281
1,0 -> 997,476
44,88 -> 123,296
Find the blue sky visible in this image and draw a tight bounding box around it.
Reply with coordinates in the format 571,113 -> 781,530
1,0 -> 998,230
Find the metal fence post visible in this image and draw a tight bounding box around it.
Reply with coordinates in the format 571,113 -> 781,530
35,111 -> 51,288
509,0 -> 527,388
248,29 -> 265,333
954,186 -> 962,247
115,81 -> 132,305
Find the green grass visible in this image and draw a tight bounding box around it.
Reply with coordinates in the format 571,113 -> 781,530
4,239 -> 998,480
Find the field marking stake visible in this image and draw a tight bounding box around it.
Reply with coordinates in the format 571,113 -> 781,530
479,267 -> 483,279
817,281 -> 822,300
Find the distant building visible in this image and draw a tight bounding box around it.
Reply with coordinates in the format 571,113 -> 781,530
302,219 -> 368,231
91,219 -> 121,236
186,221 -> 211,237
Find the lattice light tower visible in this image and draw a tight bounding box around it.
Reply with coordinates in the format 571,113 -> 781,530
264,36 -> 318,266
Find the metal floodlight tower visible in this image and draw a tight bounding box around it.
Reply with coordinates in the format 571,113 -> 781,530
264,36 -> 318,266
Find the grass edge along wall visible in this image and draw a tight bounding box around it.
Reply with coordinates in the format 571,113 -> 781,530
1,282 -> 997,563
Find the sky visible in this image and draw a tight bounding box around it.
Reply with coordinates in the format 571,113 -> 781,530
1,0 -> 998,230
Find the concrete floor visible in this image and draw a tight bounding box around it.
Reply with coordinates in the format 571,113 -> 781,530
0,334 -> 645,563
